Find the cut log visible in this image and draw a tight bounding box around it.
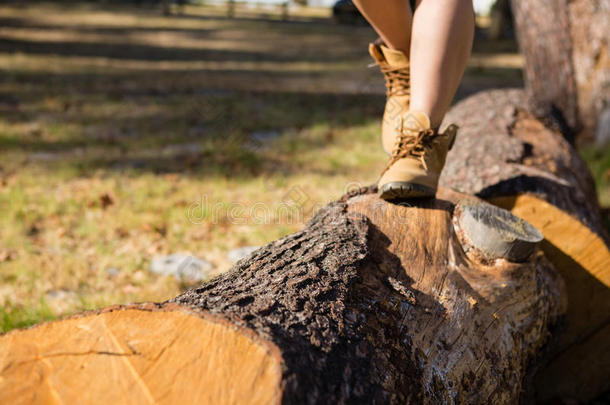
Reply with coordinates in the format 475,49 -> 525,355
440,88 -> 610,402
0,91 -> 609,404
0,190 -> 566,404
1,89 -> 608,404
1,87 -> 607,403
0,305 -> 282,405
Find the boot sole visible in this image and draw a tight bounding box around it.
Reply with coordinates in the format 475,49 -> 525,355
379,182 -> 436,200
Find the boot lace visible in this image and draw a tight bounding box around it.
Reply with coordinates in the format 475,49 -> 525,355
381,123 -> 439,175
375,61 -> 410,98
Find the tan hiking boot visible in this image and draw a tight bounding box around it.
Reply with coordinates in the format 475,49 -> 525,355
368,40 -> 411,154
378,111 -> 458,200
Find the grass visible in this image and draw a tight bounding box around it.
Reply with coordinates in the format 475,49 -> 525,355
580,146 -> 610,207
0,2 -> 606,332
0,2 -> 389,330
579,145 -> 610,232
0,300 -> 56,332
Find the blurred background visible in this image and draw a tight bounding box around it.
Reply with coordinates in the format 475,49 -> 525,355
0,0 -> 607,331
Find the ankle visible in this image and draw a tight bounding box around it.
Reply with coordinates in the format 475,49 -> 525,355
408,107 -> 443,129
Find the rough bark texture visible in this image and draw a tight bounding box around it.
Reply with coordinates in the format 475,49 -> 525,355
510,0 -> 610,141
173,203 -> 417,404
511,0 -> 579,134
569,0 -> 610,143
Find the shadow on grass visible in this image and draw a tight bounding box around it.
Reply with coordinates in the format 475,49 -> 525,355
0,2 -> 524,179
0,37 -> 366,63
1,67 -> 387,177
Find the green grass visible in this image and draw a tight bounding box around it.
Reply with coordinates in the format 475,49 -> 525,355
0,300 -> 56,332
579,145 -> 610,234
580,145 -> 610,207
0,1 -> 389,331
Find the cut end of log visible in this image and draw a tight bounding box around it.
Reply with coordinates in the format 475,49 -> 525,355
0,306 -> 282,405
455,199 -> 543,262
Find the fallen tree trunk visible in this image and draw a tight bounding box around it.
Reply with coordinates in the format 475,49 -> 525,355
1,89 -> 608,404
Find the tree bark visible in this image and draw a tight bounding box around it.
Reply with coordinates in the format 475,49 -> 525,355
568,0 -> 610,144
510,0 -> 610,141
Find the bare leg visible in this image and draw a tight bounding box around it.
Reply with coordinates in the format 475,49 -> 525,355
352,0 -> 413,53
353,0 -> 474,128
410,0 -> 474,127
